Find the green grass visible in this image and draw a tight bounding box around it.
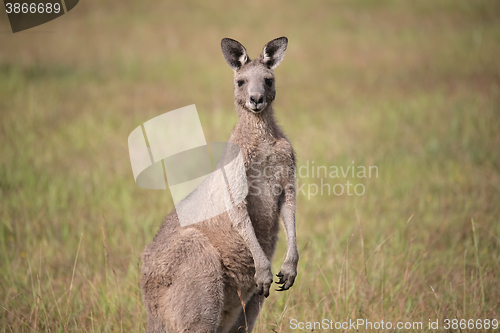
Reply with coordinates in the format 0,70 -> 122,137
1,0 -> 499,331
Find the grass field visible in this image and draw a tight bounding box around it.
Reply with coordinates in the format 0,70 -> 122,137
1,0 -> 500,331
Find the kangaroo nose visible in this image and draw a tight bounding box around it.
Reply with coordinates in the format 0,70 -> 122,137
250,95 -> 264,105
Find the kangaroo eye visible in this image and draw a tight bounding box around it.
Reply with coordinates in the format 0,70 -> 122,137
265,78 -> 273,87
237,80 -> 245,87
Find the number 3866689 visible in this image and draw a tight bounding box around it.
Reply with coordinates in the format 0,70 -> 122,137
5,2 -> 62,14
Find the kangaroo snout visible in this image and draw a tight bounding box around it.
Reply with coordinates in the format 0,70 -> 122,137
248,94 -> 265,111
249,94 -> 263,105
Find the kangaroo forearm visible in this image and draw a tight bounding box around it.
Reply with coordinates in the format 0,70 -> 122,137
281,205 -> 299,265
228,207 -> 270,268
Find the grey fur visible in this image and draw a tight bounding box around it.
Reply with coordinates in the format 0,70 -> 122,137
141,37 -> 298,333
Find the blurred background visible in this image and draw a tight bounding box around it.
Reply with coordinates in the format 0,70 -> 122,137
1,0 -> 499,331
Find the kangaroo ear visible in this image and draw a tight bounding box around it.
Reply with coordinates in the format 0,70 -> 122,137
261,37 -> 288,69
221,38 -> 250,71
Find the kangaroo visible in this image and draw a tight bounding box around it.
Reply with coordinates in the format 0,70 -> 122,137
141,37 -> 298,333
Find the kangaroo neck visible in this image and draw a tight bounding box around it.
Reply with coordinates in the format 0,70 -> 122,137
229,105 -> 282,168
233,105 -> 279,141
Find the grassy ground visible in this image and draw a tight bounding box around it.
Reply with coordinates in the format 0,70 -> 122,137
1,0 -> 499,331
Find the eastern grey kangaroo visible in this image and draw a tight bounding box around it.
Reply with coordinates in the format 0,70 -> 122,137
141,37 -> 298,333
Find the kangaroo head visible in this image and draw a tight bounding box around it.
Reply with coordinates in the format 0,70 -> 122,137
221,37 -> 287,114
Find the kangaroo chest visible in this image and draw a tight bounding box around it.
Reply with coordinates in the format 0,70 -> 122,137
244,143 -> 291,254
